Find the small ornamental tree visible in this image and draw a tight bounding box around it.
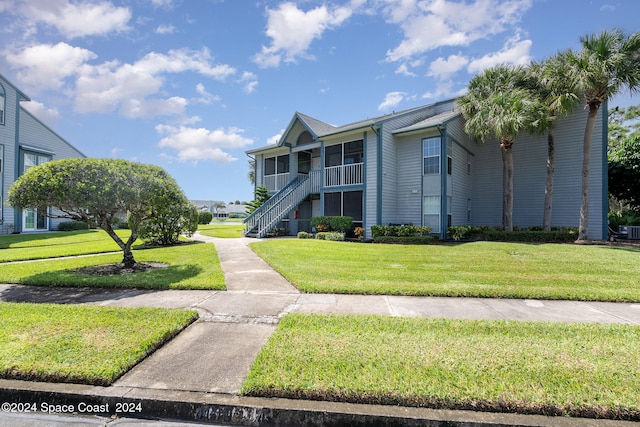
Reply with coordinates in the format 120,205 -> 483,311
8,158 -> 190,267
246,185 -> 270,214
137,194 -> 199,246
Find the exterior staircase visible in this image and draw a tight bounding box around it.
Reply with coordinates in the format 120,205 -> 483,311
244,170 -> 321,238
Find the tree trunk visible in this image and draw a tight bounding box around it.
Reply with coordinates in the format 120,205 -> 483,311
543,129 -> 555,231
99,216 -> 138,267
501,138 -> 514,232
577,102 -> 600,242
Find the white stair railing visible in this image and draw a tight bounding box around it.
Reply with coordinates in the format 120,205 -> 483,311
244,170 -> 321,237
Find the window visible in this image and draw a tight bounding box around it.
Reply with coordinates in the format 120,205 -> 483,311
447,156 -> 452,175
0,83 -> 5,125
325,140 -> 363,167
325,144 -> 342,167
423,137 -> 440,174
264,155 -> 289,175
323,190 -> 363,225
423,195 -> 440,233
21,151 -> 51,231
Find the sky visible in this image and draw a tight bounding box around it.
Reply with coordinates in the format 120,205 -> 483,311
1,0 -> 639,203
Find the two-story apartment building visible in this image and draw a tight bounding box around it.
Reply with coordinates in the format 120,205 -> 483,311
245,98 -> 607,240
0,73 -> 86,234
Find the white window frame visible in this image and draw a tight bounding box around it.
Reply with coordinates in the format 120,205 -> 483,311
423,137 -> 441,175
423,195 -> 440,233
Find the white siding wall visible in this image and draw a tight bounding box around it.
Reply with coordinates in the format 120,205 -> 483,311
471,106 -> 606,239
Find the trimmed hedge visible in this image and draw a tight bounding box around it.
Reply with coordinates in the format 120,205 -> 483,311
371,225 -> 432,238
58,221 -> 90,231
447,225 -> 579,242
198,210 -> 213,224
373,236 -> 436,244
311,216 -> 353,233
315,232 -> 345,241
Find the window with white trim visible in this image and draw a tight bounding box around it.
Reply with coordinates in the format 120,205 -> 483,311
423,195 -> 440,233
423,137 -> 440,175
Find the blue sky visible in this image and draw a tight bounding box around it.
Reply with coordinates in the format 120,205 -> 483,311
1,0 -> 638,203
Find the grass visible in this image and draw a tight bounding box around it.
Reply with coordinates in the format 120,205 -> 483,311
0,302 -> 198,385
242,313 -> 640,420
0,242 -> 225,290
249,240 -> 640,301
0,229 -> 136,262
198,223 -> 245,238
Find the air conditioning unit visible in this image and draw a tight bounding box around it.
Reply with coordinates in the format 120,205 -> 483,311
618,225 -> 640,240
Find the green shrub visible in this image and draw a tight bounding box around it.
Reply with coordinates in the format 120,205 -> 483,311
297,231 -> 310,239
198,210 -> 213,224
609,210 -> 640,229
447,225 -> 578,242
373,236 -> 436,244
371,225 -> 432,238
315,231 -> 344,241
311,216 -> 353,233
58,221 -> 89,231
138,200 -> 199,246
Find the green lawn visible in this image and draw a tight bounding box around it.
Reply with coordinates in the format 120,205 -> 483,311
0,229 -> 135,262
0,302 -> 198,385
0,234 -> 225,289
249,240 -> 640,301
242,313 -> 640,420
198,224 -> 245,238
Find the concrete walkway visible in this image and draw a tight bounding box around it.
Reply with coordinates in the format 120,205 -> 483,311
1,232 -> 639,426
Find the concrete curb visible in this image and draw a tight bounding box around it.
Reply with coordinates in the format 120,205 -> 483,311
0,380 -> 637,427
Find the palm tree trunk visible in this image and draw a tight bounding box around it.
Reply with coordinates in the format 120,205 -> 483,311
501,138 -> 514,232
543,130 -> 555,231
577,102 -> 600,242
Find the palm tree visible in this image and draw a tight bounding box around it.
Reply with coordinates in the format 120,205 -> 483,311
568,29 -> 640,242
458,65 -> 547,231
527,52 -> 580,231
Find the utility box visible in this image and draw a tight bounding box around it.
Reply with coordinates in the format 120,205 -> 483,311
618,225 -> 640,240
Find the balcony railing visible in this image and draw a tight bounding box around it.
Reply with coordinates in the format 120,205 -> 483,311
325,162 -> 363,187
264,172 -> 291,192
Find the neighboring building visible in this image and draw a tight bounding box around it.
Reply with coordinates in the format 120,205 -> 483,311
191,200 -> 248,218
0,73 -> 86,234
245,97 -> 607,240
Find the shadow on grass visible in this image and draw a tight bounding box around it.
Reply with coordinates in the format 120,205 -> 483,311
19,264 -> 203,290
0,230 -> 97,249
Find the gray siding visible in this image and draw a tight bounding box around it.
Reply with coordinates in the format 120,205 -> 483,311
447,116 -> 474,226
395,133 -> 424,226
0,76 -> 19,232
471,106 -> 606,239
364,131 -> 377,236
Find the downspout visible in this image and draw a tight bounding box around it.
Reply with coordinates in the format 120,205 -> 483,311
438,124 -> 447,241
371,124 -> 382,226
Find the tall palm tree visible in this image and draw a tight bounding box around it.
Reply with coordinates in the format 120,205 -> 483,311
528,52 -> 580,231
458,65 -> 547,231
568,29 -> 640,242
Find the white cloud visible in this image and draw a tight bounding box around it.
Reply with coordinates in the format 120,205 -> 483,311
6,42 -> 96,90
73,48 -> 236,117
382,0 -> 533,62
21,100 -> 60,125
395,63 -> 416,77
428,54 -> 469,79
238,71 -> 258,94
467,38 -> 533,74
267,131 -> 284,145
16,0 -> 131,38
194,83 -> 221,104
378,91 -> 406,111
253,2 -> 355,68
156,124 -> 254,163
155,24 -> 176,34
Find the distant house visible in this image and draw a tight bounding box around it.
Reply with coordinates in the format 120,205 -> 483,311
0,73 -> 86,234
245,97 -> 607,240
191,200 -> 247,218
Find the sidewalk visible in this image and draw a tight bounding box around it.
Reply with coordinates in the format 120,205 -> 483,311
0,233 -> 639,426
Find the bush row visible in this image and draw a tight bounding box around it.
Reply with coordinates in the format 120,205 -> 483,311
297,231 -> 345,241
311,216 -> 353,233
373,235 -> 436,244
447,225 -> 579,242
371,225 -> 432,238
58,221 -> 90,231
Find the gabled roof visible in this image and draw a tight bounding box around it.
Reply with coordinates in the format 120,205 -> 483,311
296,112 -> 336,137
0,72 -> 31,101
392,110 -> 461,135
